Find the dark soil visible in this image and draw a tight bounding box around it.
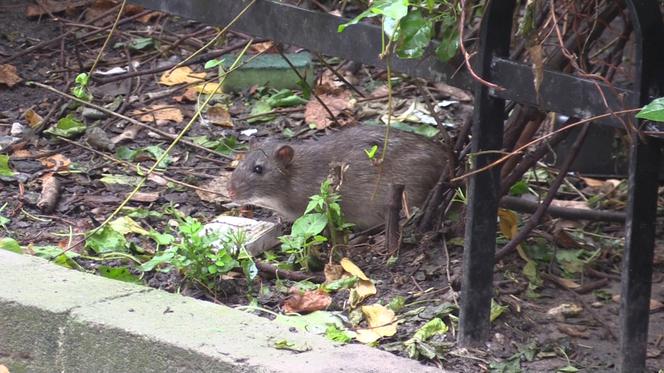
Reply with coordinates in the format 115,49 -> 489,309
1,2 -> 663,372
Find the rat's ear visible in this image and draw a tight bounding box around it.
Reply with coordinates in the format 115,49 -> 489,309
274,145 -> 295,167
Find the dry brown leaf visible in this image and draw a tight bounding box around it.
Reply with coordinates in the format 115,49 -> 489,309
432,82 -> 473,102
194,82 -> 222,95
550,199 -> 590,210
304,90 -> 354,129
40,154 -> 71,172
130,192 -> 160,203
557,323 -> 589,338
159,67 -> 206,86
0,64 -> 22,87
498,209 -> 518,240
196,172 -> 231,203
111,125 -> 141,144
282,287 -> 331,314
24,108 -> 44,127
205,105 -> 233,127
355,304 -> 397,344
324,263 -> 344,283
251,41 -> 277,53
174,86 -> 199,103
26,0 -> 91,17
529,44 -> 544,98
133,104 -> 183,125
552,227 -> 581,249
340,257 -> 370,281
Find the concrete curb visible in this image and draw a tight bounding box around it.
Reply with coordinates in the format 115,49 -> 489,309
0,250 -> 448,373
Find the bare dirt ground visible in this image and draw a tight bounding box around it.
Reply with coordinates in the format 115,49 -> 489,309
1,2 -> 663,372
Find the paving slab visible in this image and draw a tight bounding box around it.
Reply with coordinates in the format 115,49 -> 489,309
0,250 -> 449,372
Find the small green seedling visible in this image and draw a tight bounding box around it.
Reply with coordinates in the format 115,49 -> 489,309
72,73 -> 91,101
364,145 -> 378,159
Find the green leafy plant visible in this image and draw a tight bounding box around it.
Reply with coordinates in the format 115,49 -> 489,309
141,216 -> 256,285
279,179 -> 354,271
72,72 -> 91,101
339,0 -> 460,62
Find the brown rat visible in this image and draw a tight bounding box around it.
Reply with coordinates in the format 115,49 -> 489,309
228,125 -> 448,229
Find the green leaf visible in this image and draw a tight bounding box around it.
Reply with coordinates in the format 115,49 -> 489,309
364,145 -> 379,159
248,100 -> 275,123
273,339 -> 311,352
274,310 -> 345,334
509,180 -> 529,196
412,318 -> 448,341
636,97 -> 664,122
149,230 -> 174,246
0,154 -> 14,177
338,0 -> 408,33
387,295 -> 406,312
128,37 -> 156,51
435,22 -> 460,62
140,247 -> 177,271
325,324 -> 354,343
98,265 -> 141,284
32,245 -> 79,268
396,10 -> 433,59
45,115 -> 87,138
291,213 -> 328,237
99,174 -> 143,186
265,89 -> 308,108
490,299 -> 507,322
204,58 -> 224,69
321,276 -> 358,292
75,73 -> 89,86
0,237 -> 21,253
86,225 -> 128,253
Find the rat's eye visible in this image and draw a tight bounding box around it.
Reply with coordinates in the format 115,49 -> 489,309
253,165 -> 263,174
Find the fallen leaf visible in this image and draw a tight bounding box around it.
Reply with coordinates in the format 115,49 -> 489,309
159,66 -> 206,86
173,86 -> 199,102
26,0 -> 91,17
205,105 -> 233,127
553,227 -> 581,249
196,172 -> 231,203
557,323 -> 589,338
0,64 -> 22,87
529,44 -> 544,98
111,125 -> 141,144
498,209 -> 518,240
349,279 -> 377,308
550,199 -> 590,210
194,82 -> 222,95
130,192 -> 160,203
24,108 -> 44,127
547,303 -> 583,319
40,154 -> 71,172
251,41 -> 276,53
355,304 -> 397,344
282,287 -> 332,314
132,104 -> 183,125
340,257 -> 370,281
324,263 -> 344,282
304,90 -> 354,129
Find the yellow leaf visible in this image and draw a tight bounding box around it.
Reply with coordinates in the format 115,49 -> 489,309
194,82 -> 222,94
24,108 -> 44,127
340,257 -> 370,281
133,104 -> 183,125
159,66 -> 205,86
355,304 -> 397,344
349,279 -> 377,308
498,209 -> 518,240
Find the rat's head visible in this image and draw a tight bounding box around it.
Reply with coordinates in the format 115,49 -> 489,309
228,142 -> 295,210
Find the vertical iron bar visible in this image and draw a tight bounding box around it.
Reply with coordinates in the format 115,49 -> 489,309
620,1 -> 664,371
458,0 -> 516,345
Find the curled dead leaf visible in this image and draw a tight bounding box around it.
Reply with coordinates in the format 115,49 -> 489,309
159,67 -> 206,86
0,64 -> 22,87
132,104 -> 183,125
282,287 -> 332,314
355,304 -> 397,344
